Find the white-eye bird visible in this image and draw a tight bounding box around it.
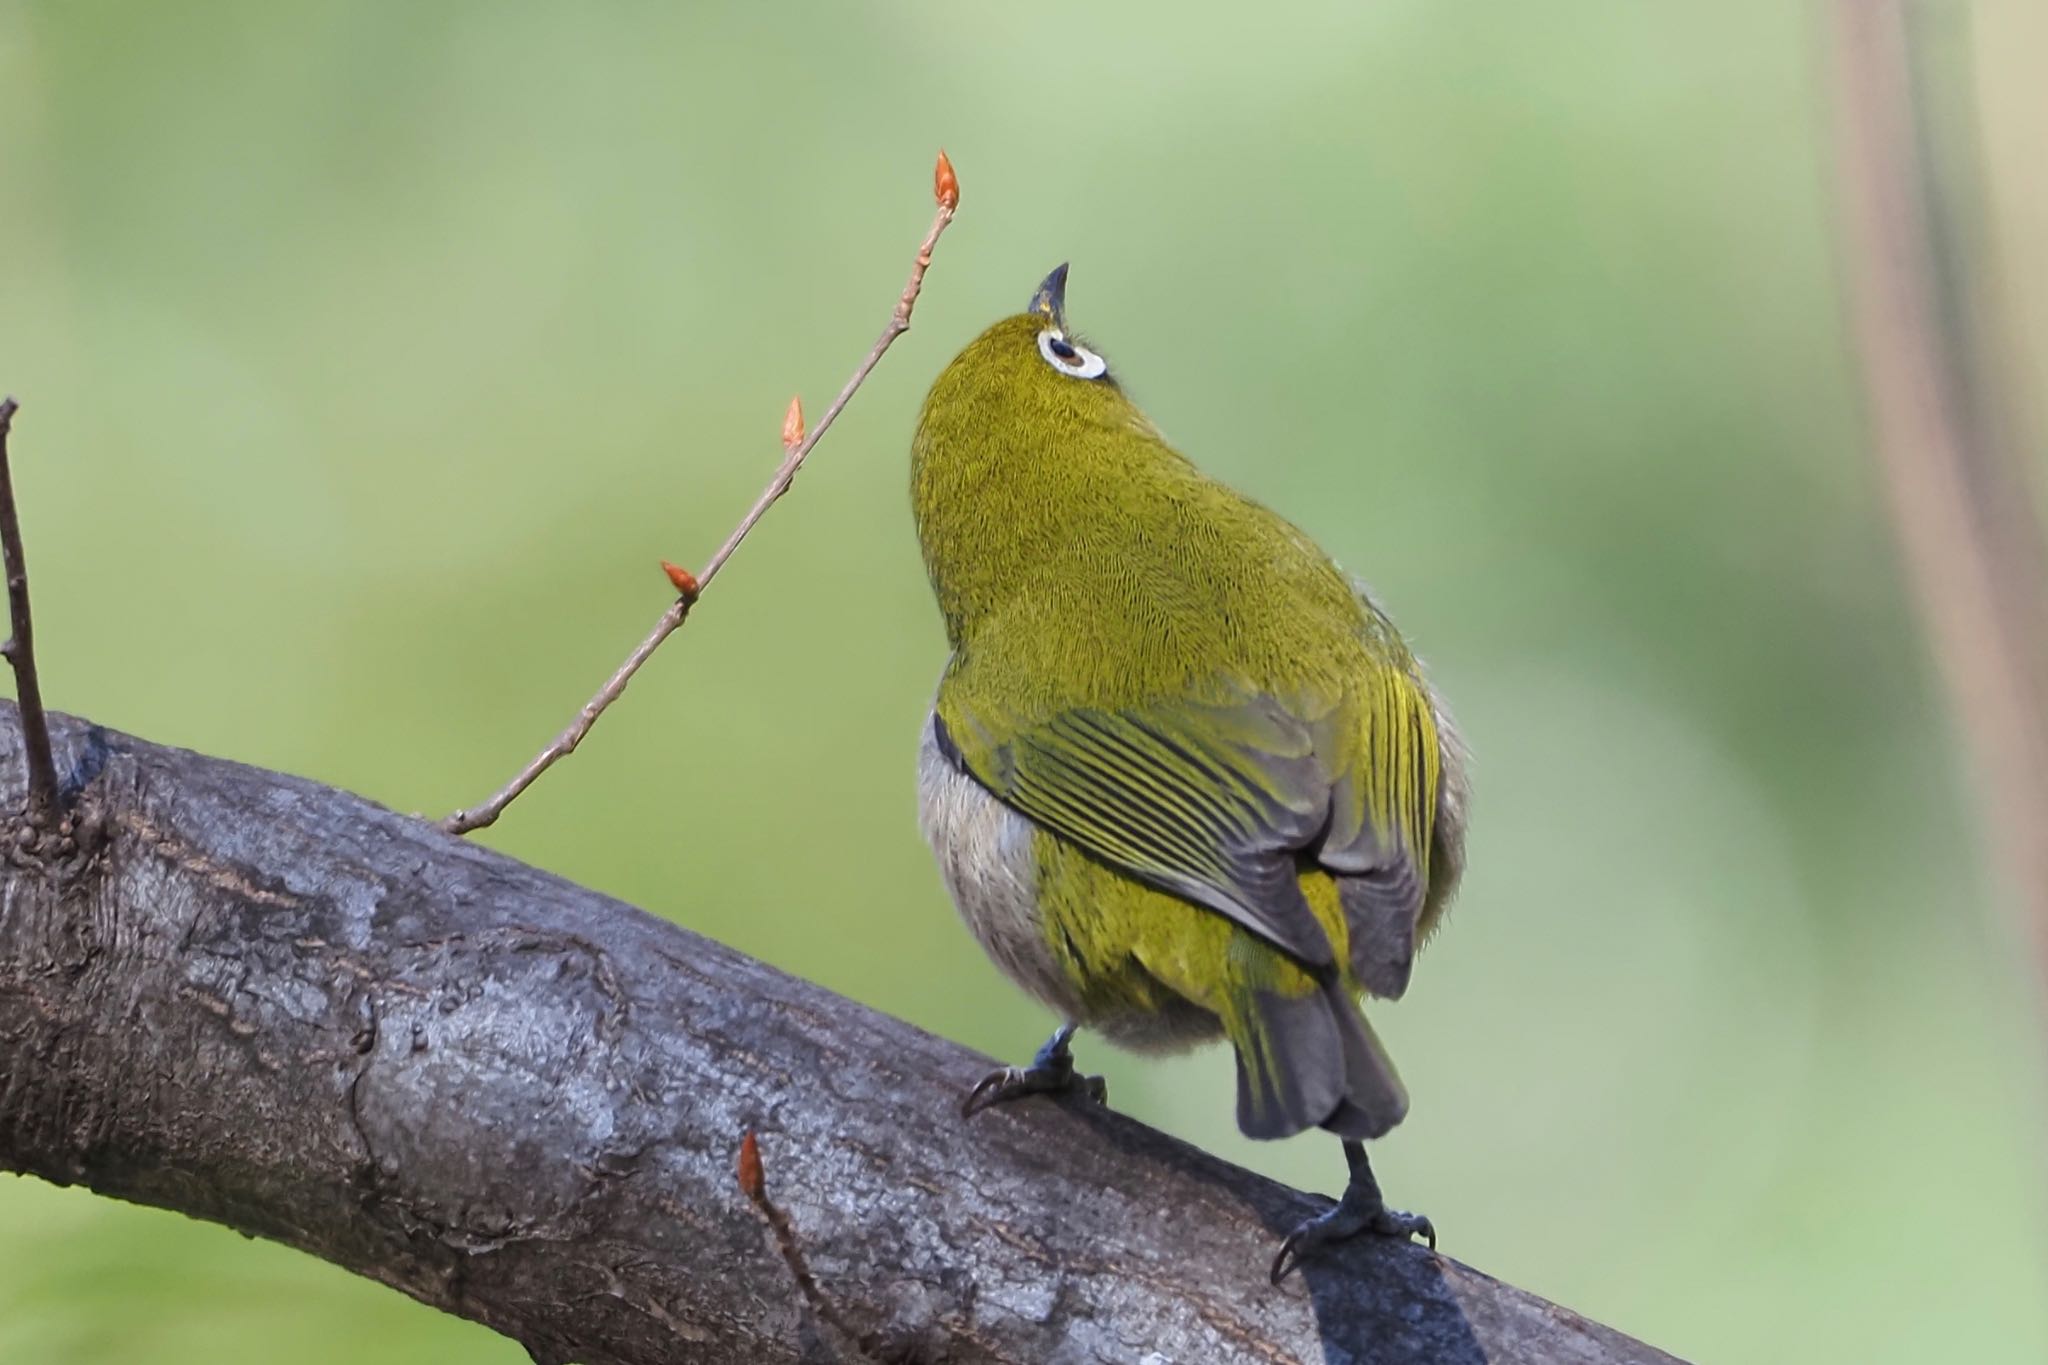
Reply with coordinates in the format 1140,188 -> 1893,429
911,265 -> 1469,1279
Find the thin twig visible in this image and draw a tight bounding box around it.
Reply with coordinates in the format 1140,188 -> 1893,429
0,398 -> 58,834
736,1132 -> 883,1364
1824,3 -> 2048,980
440,153 -> 960,837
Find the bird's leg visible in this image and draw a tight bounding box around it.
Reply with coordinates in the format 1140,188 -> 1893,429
1270,1139 -> 1434,1284
961,1023 -> 1109,1118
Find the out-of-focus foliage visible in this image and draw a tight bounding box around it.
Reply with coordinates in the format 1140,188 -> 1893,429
2,2 -> 2043,1361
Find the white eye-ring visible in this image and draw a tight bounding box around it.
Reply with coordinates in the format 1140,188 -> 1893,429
1037,329 -> 1108,380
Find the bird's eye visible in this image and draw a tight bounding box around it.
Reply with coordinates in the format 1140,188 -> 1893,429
1037,329 -> 1108,380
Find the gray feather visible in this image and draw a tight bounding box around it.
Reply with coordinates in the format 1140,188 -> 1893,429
1233,979 -> 1407,1140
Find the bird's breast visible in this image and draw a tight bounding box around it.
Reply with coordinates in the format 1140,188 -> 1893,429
916,711 -> 1085,1018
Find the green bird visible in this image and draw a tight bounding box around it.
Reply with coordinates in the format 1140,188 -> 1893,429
911,265 -> 1469,1280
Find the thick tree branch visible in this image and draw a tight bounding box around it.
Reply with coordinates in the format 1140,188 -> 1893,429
0,705 -> 1679,1365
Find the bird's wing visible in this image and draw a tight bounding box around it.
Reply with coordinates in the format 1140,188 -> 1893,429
934,663 -> 1442,991
932,685 -> 1345,969
1312,661 -> 1442,999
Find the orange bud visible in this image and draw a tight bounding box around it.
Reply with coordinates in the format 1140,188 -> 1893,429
934,149 -> 959,211
737,1130 -> 764,1201
660,560 -> 700,599
782,395 -> 805,452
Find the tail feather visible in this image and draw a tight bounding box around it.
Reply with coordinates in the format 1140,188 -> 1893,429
1234,978 -> 1408,1141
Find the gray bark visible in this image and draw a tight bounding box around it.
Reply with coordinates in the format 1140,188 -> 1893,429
0,705 -> 1682,1365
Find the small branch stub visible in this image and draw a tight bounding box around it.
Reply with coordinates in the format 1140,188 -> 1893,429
735,1129 -> 879,1363
438,156 -> 960,837
0,397 -> 60,838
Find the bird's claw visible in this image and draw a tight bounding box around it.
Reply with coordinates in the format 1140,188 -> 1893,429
1270,1202 -> 1435,1285
960,1061 -> 1107,1118
961,1025 -> 1107,1118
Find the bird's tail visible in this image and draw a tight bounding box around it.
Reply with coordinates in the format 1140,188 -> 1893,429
1232,975 -> 1409,1141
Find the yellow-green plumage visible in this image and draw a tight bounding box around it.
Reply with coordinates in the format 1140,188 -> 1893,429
913,275 -> 1467,1144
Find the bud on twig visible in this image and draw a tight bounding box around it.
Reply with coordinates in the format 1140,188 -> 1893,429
737,1130 -> 765,1203
782,396 -> 806,454
660,560 -> 701,600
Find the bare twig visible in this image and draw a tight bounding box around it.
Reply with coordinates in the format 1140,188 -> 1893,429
440,152 -> 961,837
0,398 -> 58,834
1824,3 -> 2048,978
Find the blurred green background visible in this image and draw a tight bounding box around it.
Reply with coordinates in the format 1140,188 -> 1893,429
3,1 -> 2045,1361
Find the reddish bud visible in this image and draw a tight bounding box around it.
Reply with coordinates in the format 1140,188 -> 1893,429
782,395 -> 805,453
934,150 -> 959,211
737,1130 -> 764,1201
660,560 -> 700,599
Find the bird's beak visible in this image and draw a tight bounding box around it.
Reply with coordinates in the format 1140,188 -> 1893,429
1028,263 -> 1069,327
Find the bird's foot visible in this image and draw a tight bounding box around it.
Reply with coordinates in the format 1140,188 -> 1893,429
961,1024 -> 1108,1118
1270,1143 -> 1434,1284
1270,1202 -> 1435,1284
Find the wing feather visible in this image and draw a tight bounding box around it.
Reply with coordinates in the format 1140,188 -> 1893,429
934,619 -> 1443,985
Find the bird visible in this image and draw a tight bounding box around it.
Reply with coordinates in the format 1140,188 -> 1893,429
909,263 -> 1468,1281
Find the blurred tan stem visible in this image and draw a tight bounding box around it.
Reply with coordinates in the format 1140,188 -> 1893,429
440,169 -> 957,837
1825,2 -> 2048,983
